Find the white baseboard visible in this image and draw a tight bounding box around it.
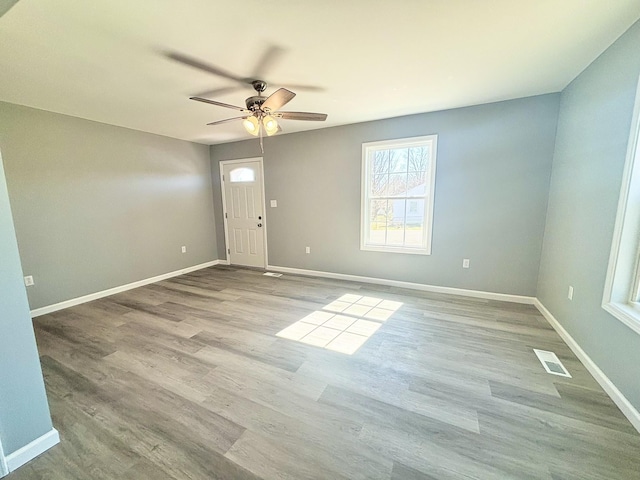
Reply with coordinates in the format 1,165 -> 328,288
534,299 -> 640,433
30,260 -> 223,317
266,264 -> 535,304
5,429 -> 59,473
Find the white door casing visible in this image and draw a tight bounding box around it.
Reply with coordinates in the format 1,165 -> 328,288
0,436 -> 7,477
221,158 -> 267,268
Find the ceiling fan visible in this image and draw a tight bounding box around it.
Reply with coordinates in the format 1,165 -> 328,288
190,80 -> 327,137
165,50 -> 327,148
166,47 -> 323,98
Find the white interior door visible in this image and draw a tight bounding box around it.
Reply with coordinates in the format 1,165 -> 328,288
221,159 -> 266,268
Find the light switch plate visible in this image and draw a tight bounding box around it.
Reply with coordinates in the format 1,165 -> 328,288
270,200 -> 277,208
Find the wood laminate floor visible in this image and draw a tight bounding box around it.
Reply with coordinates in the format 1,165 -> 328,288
8,266 -> 640,479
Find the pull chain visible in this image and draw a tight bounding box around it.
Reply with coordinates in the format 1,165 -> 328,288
259,123 -> 264,154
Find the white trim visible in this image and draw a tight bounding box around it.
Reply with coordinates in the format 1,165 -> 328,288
219,157 -> 268,269
602,74 -> 640,335
30,260 -> 221,317
218,157 -> 261,166
0,435 -> 7,477
5,429 -> 59,473
360,135 -> 437,256
602,302 -> 640,336
266,264 -> 535,304
534,299 -> 640,433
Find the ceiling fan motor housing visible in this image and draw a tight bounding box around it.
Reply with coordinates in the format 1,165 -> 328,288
251,80 -> 267,93
246,96 -> 267,113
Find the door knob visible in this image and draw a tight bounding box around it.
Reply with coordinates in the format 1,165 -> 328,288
257,223 -> 262,227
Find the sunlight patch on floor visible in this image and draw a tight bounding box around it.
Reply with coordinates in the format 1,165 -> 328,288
276,294 -> 403,354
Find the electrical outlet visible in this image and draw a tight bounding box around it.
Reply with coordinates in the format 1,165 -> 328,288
462,258 -> 470,269
181,246 -> 187,253
305,246 -> 311,254
270,200 -> 278,207
24,275 -> 34,287
568,286 -> 574,300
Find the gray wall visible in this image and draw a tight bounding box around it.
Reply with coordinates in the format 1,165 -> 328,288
537,21 -> 640,409
211,94 -> 560,296
0,153 -> 53,456
0,102 -> 218,310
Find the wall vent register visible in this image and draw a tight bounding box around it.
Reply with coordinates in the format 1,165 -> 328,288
534,349 -> 572,378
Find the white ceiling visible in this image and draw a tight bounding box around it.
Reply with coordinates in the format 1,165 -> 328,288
1,1 -> 639,145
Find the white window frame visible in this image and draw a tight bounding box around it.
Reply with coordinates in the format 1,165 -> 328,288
602,75 -> 640,336
360,135 -> 437,255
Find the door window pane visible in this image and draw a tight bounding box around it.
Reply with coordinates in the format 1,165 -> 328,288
229,167 -> 255,182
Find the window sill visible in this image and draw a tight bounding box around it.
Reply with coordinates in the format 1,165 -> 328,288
360,245 -> 431,256
602,301 -> 640,335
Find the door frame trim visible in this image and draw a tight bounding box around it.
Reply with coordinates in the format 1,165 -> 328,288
219,157 -> 268,268
0,434 -> 8,477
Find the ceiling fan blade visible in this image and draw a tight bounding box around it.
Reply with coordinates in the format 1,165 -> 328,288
207,116 -> 247,126
190,97 -> 248,112
165,51 -> 247,85
251,45 -> 286,79
262,88 -> 296,112
194,86 -> 243,98
275,111 -> 328,121
273,83 -> 325,93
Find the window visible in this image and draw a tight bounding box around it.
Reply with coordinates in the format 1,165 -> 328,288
361,135 -> 437,255
229,167 -> 255,182
602,75 -> 640,336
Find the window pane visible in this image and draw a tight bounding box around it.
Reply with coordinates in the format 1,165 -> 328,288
370,199 -> 389,224
368,200 -> 388,245
372,150 -> 389,174
389,148 -> 408,173
387,218 -> 404,247
408,146 -> 429,172
387,173 -> 407,197
370,174 -> 389,197
405,218 -> 425,247
407,199 -> 424,221
407,170 -> 427,197
386,199 -> 406,246
229,167 -> 255,182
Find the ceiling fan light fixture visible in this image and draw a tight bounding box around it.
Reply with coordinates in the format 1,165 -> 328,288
243,116 -> 260,136
189,80 -> 326,146
263,115 -> 279,136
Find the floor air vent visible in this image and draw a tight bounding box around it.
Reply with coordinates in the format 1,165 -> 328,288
534,349 -> 571,378
263,272 -> 283,277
